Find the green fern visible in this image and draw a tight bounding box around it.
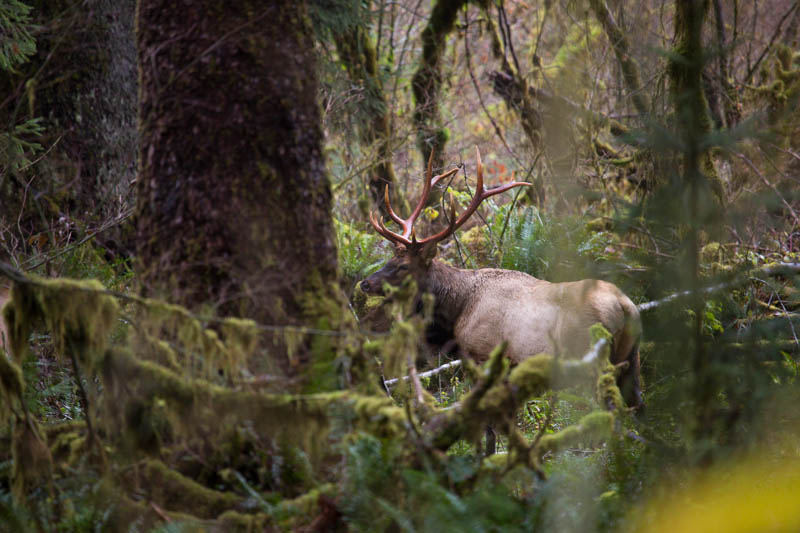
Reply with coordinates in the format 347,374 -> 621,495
335,219 -> 391,289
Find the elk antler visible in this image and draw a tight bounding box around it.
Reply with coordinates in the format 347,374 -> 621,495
370,147 -> 531,248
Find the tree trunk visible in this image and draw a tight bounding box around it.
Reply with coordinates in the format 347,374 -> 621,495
333,23 -> 400,216
135,2 -> 347,377
589,0 -> 650,117
0,0 -> 138,262
668,0 -> 725,204
412,0 -> 467,171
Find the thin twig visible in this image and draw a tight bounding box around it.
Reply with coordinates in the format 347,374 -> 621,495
736,151 -> 799,223
17,135 -> 62,171
497,160 -> 539,251
744,2 -> 799,84
463,8 -> 520,164
23,208 -> 135,271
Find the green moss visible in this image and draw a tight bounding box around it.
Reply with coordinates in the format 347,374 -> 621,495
217,510 -> 272,532
0,346 -> 24,413
11,416 -> 53,501
350,395 -> 406,437
3,278 -> 118,368
535,411 -> 614,458
139,459 -> 242,519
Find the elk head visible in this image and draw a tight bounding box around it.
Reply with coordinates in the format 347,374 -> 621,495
359,147 -> 531,295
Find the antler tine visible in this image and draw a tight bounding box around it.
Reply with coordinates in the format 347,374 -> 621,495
383,185 -> 405,226
416,146 -> 532,246
430,166 -> 460,187
369,210 -> 411,246
400,148 -> 437,238
369,146 -> 531,249
437,146 -> 488,234
417,190 -> 459,245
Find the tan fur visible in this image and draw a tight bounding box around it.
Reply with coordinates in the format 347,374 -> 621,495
361,147 -> 642,407
362,258 -> 643,407
448,268 -> 640,365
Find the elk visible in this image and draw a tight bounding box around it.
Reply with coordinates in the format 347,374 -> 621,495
359,148 -> 642,409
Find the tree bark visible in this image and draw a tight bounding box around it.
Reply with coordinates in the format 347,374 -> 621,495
333,23 -> 399,216
589,0 -> 650,116
412,0 -> 467,171
0,0 -> 138,261
668,0 -> 725,204
135,1 -> 347,375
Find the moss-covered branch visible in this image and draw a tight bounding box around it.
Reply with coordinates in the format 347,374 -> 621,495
589,0 -> 650,116
412,0 -> 468,168
333,23 -> 399,215
668,0 -> 725,203
134,459 -> 243,519
425,340 -> 613,452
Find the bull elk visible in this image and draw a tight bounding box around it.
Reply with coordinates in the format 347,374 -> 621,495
359,148 -> 642,409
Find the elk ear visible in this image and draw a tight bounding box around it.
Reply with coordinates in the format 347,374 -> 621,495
421,242 -> 438,263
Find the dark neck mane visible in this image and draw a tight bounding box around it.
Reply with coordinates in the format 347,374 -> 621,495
419,260 -> 474,347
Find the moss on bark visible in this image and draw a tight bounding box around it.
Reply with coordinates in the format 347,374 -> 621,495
667,0 -> 725,204
412,0 -> 468,170
135,1 -> 352,379
333,23 -> 399,215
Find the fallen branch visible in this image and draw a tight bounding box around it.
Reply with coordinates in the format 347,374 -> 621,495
636,262 -> 800,312
384,359 -> 462,388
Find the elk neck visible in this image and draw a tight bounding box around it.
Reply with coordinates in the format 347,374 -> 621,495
420,259 -> 475,330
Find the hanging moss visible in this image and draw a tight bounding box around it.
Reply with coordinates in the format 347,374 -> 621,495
135,459 -> 243,519
11,417 -> 53,502
2,278 -> 118,368
0,344 -> 24,414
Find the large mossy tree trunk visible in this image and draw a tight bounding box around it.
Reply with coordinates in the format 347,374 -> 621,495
135,2 -> 348,377
0,0 -> 137,262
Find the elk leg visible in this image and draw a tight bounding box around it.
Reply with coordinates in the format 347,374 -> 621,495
618,343 -> 643,411
484,424 -> 497,456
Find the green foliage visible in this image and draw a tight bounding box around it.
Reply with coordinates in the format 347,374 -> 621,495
335,219 -> 391,289
309,0 -> 371,43
0,117 -> 43,171
0,0 -> 36,71
4,0 -> 800,530
340,433 -> 531,532
492,206 -> 620,281
0,1 -> 41,174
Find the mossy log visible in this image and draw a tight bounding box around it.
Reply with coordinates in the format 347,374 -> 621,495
426,336 -> 622,452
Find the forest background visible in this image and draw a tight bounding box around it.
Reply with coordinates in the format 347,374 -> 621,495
0,0 -> 799,531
